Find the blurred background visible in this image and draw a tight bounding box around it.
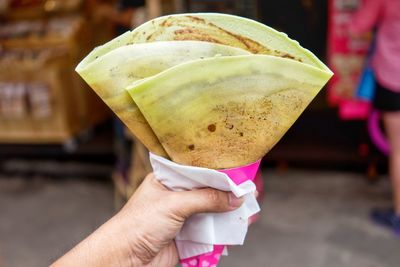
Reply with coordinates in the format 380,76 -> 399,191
0,0 -> 399,266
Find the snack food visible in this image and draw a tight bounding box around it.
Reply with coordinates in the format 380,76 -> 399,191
76,40 -> 250,156
128,54 -> 331,168
76,13 -> 333,266
76,13 -> 332,163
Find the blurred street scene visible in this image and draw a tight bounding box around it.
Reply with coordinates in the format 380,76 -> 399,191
1,0 -> 399,266
1,170 -> 399,267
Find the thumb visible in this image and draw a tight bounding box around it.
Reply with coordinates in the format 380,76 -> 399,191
172,188 -> 244,219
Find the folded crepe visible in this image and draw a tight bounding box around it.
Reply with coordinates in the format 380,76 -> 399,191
76,13 -> 333,168
76,40 -> 250,156
127,55 -> 331,169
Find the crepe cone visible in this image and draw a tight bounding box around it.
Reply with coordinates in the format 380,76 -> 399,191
76,13 -> 332,159
76,41 -> 249,156
76,13 -> 333,266
127,55 -> 332,169
83,13 -> 330,71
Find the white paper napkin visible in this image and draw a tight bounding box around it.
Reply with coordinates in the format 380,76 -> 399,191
149,153 -> 260,259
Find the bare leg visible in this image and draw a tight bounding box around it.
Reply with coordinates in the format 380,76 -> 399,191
383,111 -> 400,214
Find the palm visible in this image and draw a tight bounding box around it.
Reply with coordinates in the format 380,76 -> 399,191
149,242 -> 179,267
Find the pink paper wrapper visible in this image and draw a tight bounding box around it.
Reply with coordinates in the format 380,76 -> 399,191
180,160 -> 261,267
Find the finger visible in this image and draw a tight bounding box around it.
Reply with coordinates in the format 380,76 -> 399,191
254,190 -> 259,198
171,188 -> 244,218
141,173 -> 169,191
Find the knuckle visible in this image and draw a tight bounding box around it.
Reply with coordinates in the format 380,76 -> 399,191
204,189 -> 220,203
131,234 -> 159,265
144,173 -> 156,184
165,193 -> 190,220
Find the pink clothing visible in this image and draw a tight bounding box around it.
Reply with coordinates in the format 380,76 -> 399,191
350,0 -> 400,92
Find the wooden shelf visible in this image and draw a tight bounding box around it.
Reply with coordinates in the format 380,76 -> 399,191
0,13 -> 111,144
2,0 -> 83,21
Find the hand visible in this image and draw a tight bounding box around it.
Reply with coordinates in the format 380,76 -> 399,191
52,173 -> 244,267
118,173 -> 245,266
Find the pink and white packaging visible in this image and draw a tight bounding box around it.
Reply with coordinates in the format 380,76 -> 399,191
149,152 -> 261,265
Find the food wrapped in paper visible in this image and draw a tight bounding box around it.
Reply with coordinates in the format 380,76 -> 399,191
76,12 -> 333,267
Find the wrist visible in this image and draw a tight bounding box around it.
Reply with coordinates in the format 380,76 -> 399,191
113,208 -> 160,266
103,213 -> 144,267
50,215 -> 141,267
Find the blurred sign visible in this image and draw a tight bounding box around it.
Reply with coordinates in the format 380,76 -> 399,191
327,0 -> 371,119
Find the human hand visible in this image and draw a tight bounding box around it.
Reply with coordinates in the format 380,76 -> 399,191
52,173 -> 244,267
120,173 -> 245,266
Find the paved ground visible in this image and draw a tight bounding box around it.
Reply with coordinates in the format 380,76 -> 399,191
0,170 -> 399,267
0,176 -> 115,267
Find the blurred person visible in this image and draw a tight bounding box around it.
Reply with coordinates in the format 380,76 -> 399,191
51,173 -> 244,267
350,0 -> 400,235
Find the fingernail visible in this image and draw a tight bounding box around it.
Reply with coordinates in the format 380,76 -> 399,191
254,190 -> 259,198
229,193 -> 243,208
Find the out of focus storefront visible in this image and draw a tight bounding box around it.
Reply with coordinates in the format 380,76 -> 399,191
0,0 -> 109,144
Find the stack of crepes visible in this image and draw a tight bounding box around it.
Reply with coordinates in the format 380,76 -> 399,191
76,13 -> 333,266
